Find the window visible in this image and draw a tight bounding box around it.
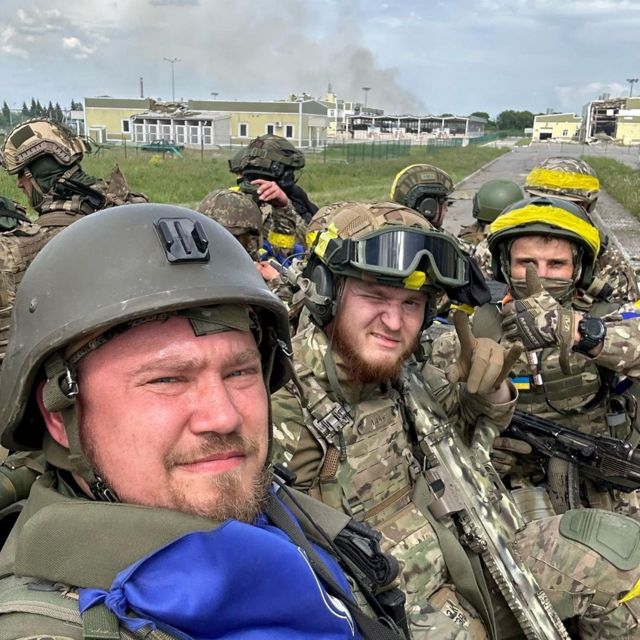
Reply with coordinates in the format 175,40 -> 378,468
266,124 -> 275,135
285,124 -> 294,138
121,119 -> 130,133
239,123 -> 248,137
562,129 -> 569,136
328,109 -> 335,117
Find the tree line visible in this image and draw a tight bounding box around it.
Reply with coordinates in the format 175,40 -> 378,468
0,99 -> 83,128
470,110 -> 537,132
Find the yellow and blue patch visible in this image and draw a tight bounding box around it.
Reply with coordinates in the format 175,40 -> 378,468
510,375 -> 531,391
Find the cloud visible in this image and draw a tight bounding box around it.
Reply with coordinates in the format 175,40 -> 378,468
149,0 -> 199,4
554,82 -> 628,111
62,35 -> 96,59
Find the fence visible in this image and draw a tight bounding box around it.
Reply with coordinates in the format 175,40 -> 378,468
317,139 -> 412,164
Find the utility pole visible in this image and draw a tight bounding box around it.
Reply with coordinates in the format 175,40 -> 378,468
627,78 -> 639,98
211,92 -> 219,100
163,57 -> 180,101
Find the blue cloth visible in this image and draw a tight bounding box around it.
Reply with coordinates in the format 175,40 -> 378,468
79,507 -> 361,640
621,311 -> 640,320
261,240 -> 304,267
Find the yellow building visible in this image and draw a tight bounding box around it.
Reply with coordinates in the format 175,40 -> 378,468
83,97 -> 330,147
532,113 -> 582,141
616,98 -> 640,145
84,97 -> 152,143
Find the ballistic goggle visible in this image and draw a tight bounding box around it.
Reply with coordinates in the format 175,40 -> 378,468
316,226 -> 469,289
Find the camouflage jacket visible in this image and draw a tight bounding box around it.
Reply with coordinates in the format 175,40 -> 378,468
260,200 -> 306,252
457,221 -> 487,247
430,300 -> 640,519
272,322 -> 517,639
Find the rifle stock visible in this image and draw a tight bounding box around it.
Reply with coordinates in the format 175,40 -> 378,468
402,369 -> 569,640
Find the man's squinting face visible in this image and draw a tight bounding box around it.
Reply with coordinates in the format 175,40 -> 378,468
46,316 -> 270,522
17,170 -> 34,204
332,278 -> 426,383
509,236 -> 575,281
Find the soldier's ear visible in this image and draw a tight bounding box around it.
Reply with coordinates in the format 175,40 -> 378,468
36,380 -> 70,448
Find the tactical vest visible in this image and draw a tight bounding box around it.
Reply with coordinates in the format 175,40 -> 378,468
0,224 -> 49,362
472,301 -> 640,519
458,222 -> 487,246
0,473 -> 404,640
283,329 -> 489,636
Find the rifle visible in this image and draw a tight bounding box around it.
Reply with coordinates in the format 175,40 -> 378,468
401,368 -> 570,640
53,177 -> 107,210
505,410 -> 640,493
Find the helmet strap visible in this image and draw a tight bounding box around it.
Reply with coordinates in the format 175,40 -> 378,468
42,353 -> 120,503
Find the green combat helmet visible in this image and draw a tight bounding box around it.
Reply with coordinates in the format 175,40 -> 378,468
302,201 -> 469,327
389,163 -> 454,228
230,134 -> 305,194
197,189 -> 263,258
472,180 -> 525,224
487,195 -> 601,292
0,118 -> 90,175
524,157 -> 600,212
0,204 -> 291,498
0,196 -> 30,231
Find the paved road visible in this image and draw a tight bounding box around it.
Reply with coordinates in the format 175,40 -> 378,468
444,141 -> 640,271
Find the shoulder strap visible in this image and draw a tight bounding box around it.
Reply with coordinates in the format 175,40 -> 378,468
265,494 -> 405,640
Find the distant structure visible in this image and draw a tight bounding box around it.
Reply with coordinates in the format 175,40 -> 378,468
580,96 -> 640,145
532,113 -> 582,142
81,93 -> 487,148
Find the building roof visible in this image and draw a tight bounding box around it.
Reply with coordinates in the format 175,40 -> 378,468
534,113 -> 581,123
188,99 -> 328,116
85,97 -> 152,109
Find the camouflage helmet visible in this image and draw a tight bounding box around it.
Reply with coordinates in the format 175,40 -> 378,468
389,164 -> 454,226
197,189 -> 262,236
487,195 -> 601,288
230,134 -> 305,176
303,201 -> 469,326
524,156 -> 600,212
0,203 -> 291,453
1,118 -> 90,175
472,179 -> 525,223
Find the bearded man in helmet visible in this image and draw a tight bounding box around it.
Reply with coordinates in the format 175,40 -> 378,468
0,203 -> 412,640
432,195 -> 640,518
0,118 -> 147,365
229,134 -> 315,256
273,200 -> 640,639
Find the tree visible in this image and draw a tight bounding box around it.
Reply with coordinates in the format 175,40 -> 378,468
439,113 -> 454,117
22,102 -> 29,117
54,102 -> 64,122
29,98 -> 37,117
2,102 -> 10,122
495,110 -> 535,132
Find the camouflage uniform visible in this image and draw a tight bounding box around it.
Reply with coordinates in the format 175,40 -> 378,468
0,119 -> 147,365
273,322 -> 514,639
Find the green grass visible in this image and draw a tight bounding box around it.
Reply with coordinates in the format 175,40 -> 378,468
515,137 -> 531,147
583,156 -> 640,218
0,145 -> 509,211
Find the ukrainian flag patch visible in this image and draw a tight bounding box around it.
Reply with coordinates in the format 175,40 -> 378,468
510,375 -> 531,390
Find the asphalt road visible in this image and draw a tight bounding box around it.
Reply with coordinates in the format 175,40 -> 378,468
444,141 -> 640,271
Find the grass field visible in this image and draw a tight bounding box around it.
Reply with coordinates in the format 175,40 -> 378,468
0,144 -> 509,211
583,156 -> 640,219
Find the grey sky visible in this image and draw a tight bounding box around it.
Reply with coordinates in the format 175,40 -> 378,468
1,0 -> 638,118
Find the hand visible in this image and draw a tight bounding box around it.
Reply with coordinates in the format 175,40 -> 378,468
251,179 -> 290,208
256,260 -> 281,282
491,436 -> 533,476
501,264 -> 576,353
446,310 -> 523,395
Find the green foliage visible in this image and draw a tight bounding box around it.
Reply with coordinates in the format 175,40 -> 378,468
583,156 -> 640,218
515,137 -> 532,147
0,145 -> 509,211
495,110 -> 535,132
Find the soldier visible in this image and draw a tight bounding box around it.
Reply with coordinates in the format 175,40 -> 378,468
432,196 -> 640,521
197,188 -> 295,307
272,200 -> 640,639
0,196 -> 30,232
390,163 -> 454,229
458,179 -> 524,246
475,156 -> 638,303
230,134 -> 314,253
0,203 -> 407,640
0,118 -> 147,365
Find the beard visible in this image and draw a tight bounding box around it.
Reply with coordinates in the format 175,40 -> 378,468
332,317 -> 419,385
82,430 -> 271,524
